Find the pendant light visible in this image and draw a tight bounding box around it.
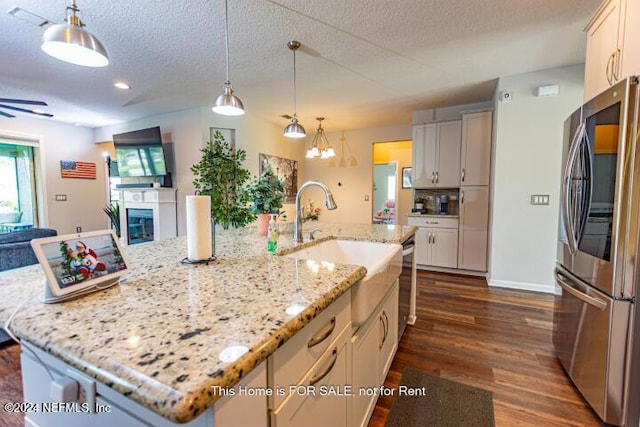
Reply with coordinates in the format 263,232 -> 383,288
41,0 -> 109,67
212,0 -> 245,116
284,41 -> 305,138
306,117 -> 336,159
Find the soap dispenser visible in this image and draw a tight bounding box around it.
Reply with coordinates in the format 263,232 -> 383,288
267,215 -> 278,253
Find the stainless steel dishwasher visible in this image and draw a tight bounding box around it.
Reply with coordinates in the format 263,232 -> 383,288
398,235 -> 415,341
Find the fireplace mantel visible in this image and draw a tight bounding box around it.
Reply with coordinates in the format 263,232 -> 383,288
118,188 -> 177,245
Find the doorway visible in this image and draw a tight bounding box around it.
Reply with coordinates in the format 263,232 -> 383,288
372,140 -> 412,225
0,142 -> 40,232
372,163 -> 398,224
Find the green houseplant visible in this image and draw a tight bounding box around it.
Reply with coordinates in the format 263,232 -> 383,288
247,161 -> 286,235
191,130 -> 255,229
102,203 -> 121,237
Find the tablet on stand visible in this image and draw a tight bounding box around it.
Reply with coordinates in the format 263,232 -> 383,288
31,230 -> 130,303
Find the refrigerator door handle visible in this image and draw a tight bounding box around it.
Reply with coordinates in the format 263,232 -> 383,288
562,122 -> 585,254
556,271 -> 607,311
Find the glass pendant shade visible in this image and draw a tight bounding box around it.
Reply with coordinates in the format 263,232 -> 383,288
213,83 -> 245,116
41,19 -> 109,67
284,116 -> 306,138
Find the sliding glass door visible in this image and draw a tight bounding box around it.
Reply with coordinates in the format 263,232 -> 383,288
0,143 -> 39,233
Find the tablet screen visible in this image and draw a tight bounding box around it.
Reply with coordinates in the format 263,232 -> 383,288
37,233 -> 128,289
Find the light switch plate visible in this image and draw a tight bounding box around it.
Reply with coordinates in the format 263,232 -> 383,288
54,194 -> 67,201
530,195 -> 550,205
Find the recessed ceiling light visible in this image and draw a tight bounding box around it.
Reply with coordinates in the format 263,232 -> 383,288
114,82 -> 131,90
74,122 -> 81,126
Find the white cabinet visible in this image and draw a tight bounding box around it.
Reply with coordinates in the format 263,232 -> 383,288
409,217 -> 459,269
412,120 -> 461,188
351,281 -> 398,427
620,0 -> 640,79
584,0 -> 640,101
458,186 -> 490,272
461,111 -> 492,186
270,326 -> 351,427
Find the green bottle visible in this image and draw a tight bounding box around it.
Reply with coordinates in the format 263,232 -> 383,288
267,214 -> 278,253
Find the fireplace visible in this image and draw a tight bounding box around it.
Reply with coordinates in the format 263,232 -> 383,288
126,208 -> 154,244
118,188 -> 177,245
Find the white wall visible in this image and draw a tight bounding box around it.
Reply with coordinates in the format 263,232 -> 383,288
0,117 -> 106,235
489,64 -> 585,293
94,109 -> 304,235
302,124 -> 411,224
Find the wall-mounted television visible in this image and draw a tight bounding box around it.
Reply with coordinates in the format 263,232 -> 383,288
113,126 -> 167,177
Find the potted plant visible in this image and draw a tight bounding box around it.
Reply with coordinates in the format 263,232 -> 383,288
191,130 -> 255,229
414,197 -> 425,210
102,203 -> 121,237
247,161 -> 286,235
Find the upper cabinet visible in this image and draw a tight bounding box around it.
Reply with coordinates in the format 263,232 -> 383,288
584,0 -> 640,101
412,120 -> 461,188
461,111 -> 492,186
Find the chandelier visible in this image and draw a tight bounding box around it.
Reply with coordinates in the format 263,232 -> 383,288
306,117 -> 335,159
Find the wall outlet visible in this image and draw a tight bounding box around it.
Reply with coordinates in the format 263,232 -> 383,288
76,226 -> 82,233
530,195 -> 550,205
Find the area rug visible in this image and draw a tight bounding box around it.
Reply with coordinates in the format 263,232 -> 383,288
385,368 -> 495,427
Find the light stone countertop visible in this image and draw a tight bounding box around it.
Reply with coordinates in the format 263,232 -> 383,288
0,222 -> 415,423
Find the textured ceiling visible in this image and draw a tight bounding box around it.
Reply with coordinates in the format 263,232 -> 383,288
0,0 -> 601,131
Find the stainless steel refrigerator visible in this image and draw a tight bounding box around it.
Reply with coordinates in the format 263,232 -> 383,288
554,76 -> 640,426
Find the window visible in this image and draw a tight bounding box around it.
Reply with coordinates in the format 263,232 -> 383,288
0,142 -> 39,232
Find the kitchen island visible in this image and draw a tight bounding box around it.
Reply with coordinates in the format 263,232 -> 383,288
0,223 -> 414,426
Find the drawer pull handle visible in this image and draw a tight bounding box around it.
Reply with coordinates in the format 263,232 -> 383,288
307,317 -> 336,348
309,347 -> 338,386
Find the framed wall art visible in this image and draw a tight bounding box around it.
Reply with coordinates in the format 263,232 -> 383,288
259,153 -> 298,202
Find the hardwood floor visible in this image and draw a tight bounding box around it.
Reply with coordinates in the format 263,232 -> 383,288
0,271 -> 603,427
0,343 -> 23,427
369,270 -> 604,427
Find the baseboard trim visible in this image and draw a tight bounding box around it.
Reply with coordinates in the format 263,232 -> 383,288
489,279 -> 555,294
416,265 -> 487,278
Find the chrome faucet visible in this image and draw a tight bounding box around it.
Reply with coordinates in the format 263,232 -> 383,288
294,180 -> 337,243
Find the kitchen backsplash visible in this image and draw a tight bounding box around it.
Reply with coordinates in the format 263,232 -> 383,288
414,189 -> 459,215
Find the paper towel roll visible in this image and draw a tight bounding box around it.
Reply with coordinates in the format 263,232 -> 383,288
186,195 -> 212,261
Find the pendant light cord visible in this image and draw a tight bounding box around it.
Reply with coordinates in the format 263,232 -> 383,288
292,47 -> 297,116
223,0 -> 230,83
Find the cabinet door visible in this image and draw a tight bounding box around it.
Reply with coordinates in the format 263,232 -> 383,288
412,125 -> 428,187
430,228 -> 459,269
423,124 -> 438,187
379,281 -> 398,382
351,314 -> 381,427
435,121 -> 461,188
414,228 -> 430,266
458,186 -> 490,271
584,0 -> 623,101
620,0 -> 640,79
461,111 -> 492,186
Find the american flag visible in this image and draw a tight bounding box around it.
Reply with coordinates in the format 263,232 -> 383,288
60,161 -> 97,179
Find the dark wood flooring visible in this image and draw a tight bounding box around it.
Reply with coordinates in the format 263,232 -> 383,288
0,271 -> 603,426
369,270 -> 604,427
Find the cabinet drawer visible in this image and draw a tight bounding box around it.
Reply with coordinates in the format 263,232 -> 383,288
269,291 -> 351,408
408,216 -> 459,228
270,327 -> 350,427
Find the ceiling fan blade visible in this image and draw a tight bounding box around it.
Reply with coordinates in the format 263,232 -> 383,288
0,98 -> 48,106
0,104 -> 53,117
0,110 -> 16,118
